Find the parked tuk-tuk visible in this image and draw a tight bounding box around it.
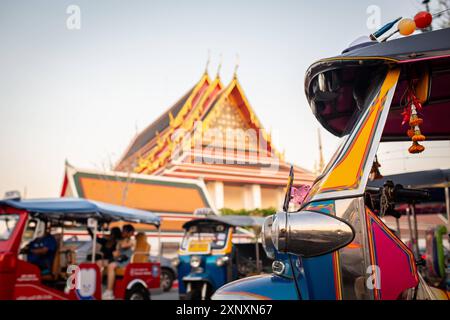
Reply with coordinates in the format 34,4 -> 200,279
174,214 -> 271,300
0,197 -> 161,300
213,27 -> 450,300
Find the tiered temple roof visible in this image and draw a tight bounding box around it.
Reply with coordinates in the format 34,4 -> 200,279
116,72 -> 315,186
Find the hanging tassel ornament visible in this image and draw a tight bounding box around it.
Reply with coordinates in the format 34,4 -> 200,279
403,83 -> 426,154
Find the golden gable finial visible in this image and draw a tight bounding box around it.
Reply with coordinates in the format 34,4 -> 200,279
233,53 -> 240,79
204,49 -> 211,75
169,111 -> 175,128
135,157 -> 148,173
156,131 -> 164,148
216,53 -> 223,79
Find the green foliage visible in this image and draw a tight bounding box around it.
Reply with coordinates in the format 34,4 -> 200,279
219,207 -> 277,217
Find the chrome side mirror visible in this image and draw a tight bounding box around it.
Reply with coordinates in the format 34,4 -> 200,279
271,211 -> 355,258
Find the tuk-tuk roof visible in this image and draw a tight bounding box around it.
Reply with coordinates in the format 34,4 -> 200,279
368,169 -> 450,189
305,28 -> 450,140
182,215 -> 265,230
0,197 -> 161,227
341,27 -> 450,61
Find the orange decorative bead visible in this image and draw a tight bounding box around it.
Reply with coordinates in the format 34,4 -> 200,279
407,129 -> 414,138
398,18 -> 416,36
412,134 -> 426,142
409,117 -> 423,127
408,141 -> 425,154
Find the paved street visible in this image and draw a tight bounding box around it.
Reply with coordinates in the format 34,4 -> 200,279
153,288 -> 179,300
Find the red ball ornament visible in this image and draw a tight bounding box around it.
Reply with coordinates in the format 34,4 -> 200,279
414,11 -> 433,29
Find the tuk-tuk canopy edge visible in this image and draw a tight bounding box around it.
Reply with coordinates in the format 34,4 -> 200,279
0,197 -> 161,227
182,215 -> 265,230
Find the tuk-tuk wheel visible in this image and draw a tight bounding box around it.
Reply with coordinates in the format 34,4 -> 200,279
161,268 -> 175,292
186,289 -> 202,300
185,282 -> 211,300
125,284 -> 150,300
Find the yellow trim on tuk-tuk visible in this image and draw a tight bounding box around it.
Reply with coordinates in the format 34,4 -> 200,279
315,68 -> 401,194
312,56 -> 400,66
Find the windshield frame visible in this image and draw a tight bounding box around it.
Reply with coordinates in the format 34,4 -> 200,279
180,224 -> 231,252
300,68 -> 401,208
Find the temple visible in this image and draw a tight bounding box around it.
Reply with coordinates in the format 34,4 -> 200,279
61,67 -> 316,257
115,69 -> 315,211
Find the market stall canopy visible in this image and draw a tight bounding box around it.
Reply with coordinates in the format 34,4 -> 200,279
0,197 -> 161,226
183,215 -> 265,229
305,28 -> 450,141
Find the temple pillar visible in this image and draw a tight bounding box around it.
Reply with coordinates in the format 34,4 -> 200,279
244,184 -> 261,210
251,184 -> 261,209
212,181 -> 224,209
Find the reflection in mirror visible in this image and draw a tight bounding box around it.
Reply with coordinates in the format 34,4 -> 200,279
318,73 -> 326,91
261,215 -> 275,260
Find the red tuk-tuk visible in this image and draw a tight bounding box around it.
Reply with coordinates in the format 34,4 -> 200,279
0,197 -> 161,300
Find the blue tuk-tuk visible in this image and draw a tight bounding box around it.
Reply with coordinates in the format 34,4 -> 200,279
174,214 -> 271,300
213,27 -> 450,300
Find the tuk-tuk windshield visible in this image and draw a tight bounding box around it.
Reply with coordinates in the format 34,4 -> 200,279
181,224 -> 229,250
0,214 -> 20,240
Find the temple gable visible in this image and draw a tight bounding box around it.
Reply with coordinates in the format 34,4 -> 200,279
115,69 -> 315,210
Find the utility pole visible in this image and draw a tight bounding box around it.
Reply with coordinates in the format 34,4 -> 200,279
317,128 -> 325,175
422,0 -> 434,30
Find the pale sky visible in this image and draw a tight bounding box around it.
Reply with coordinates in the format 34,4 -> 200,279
1,0 -> 449,198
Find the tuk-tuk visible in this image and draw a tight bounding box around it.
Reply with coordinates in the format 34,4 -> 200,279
174,214 -> 270,300
213,27 -> 450,300
0,197 -> 161,300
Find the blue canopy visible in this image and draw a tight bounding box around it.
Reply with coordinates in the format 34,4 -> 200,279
0,197 -> 160,226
